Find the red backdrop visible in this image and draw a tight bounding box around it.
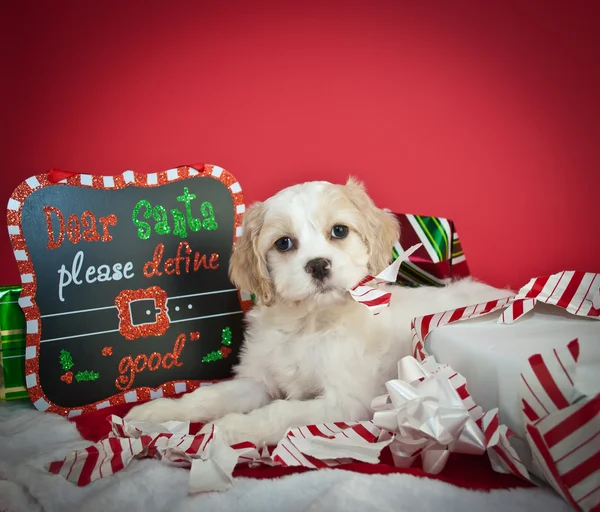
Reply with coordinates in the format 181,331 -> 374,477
2,0 -> 599,289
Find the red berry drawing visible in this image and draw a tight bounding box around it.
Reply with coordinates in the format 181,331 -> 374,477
190,331 -> 200,341
102,346 -> 113,356
61,371 -> 73,384
220,346 -> 232,358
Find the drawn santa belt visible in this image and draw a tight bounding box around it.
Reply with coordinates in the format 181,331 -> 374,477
39,287 -> 243,343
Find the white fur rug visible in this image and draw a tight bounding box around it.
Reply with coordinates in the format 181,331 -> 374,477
0,404 -> 571,512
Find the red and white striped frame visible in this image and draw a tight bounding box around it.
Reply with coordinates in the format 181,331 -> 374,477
6,164 -> 253,417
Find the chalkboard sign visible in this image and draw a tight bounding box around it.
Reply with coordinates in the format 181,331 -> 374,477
7,165 -> 252,417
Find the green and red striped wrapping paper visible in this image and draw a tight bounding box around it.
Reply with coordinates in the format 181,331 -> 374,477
391,213 -> 470,287
0,285 -> 28,400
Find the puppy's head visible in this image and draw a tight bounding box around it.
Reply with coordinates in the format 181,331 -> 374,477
229,177 -> 399,306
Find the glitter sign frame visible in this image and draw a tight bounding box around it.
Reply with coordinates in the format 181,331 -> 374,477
7,164 -> 252,417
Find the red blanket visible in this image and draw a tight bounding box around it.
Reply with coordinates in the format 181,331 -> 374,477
70,402 -> 532,491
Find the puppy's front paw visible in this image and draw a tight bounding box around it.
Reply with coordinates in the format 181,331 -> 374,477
124,398 -> 184,424
209,414 -> 252,446
208,413 -> 275,447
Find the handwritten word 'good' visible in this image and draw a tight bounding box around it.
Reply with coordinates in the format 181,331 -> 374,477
132,187 -> 218,240
57,250 -> 134,302
143,242 -> 219,278
115,333 -> 186,391
43,206 -> 117,250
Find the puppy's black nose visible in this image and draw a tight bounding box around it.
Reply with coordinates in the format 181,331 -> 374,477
305,258 -> 331,281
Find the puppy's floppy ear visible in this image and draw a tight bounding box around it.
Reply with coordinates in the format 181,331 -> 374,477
228,202 -> 274,306
344,177 -> 400,275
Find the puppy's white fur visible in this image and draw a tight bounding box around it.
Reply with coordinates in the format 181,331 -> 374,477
126,178 -> 513,446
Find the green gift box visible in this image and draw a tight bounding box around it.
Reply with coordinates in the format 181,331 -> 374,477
0,285 -> 28,401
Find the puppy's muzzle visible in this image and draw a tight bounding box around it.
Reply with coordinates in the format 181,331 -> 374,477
305,258 -> 331,281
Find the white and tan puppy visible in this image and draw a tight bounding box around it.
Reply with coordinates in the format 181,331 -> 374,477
126,178 -> 512,446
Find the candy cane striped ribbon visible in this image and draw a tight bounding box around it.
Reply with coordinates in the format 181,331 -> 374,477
411,272 -> 600,362
411,296 -> 514,362
47,417 -> 393,489
500,271 -> 600,324
271,421 -> 392,468
48,416 -> 250,493
349,243 -> 422,314
480,409 -> 530,480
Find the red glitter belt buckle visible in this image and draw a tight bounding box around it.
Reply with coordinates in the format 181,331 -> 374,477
115,286 -> 170,340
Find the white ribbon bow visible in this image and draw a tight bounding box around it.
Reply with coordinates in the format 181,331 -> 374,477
371,356 -> 486,474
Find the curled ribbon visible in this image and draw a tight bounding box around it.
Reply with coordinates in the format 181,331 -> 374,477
349,243 -> 422,314
48,415 -> 241,493
371,356 -> 486,474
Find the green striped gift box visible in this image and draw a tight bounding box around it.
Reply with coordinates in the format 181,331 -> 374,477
391,213 -> 471,287
0,285 -> 29,401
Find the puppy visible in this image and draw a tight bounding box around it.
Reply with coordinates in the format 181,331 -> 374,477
125,178 -> 513,446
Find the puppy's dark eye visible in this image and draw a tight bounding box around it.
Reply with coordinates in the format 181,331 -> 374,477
331,225 -> 349,239
274,237 -> 293,252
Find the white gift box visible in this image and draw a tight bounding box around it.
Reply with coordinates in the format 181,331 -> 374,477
409,271 -> 600,510
425,303 -> 600,481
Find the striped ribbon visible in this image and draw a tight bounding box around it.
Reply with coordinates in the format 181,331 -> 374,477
349,243 -> 422,314
480,409 -> 530,480
499,271 -> 600,324
411,296 -> 513,362
48,416 -> 242,493
48,416 -> 394,487
271,421 -> 392,468
411,271 -> 600,362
